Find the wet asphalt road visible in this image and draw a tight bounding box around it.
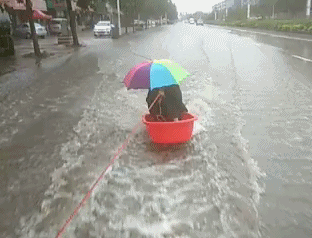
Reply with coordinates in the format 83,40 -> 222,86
1,23 -> 312,238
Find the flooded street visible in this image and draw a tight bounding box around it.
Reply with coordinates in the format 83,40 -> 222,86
1,23 -> 312,238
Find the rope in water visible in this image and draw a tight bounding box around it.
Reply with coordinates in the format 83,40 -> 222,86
55,93 -> 161,238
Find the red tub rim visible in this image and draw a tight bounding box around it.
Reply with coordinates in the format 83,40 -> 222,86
142,113 -> 198,125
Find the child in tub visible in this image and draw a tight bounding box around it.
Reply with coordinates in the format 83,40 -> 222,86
146,85 -> 188,122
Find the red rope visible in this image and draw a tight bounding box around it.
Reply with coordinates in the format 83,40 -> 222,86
55,93 -> 162,238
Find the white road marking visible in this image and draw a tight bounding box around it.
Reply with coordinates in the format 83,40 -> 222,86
292,55 -> 312,62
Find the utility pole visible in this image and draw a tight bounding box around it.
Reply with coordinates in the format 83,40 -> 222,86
25,0 -> 41,59
307,0 -> 311,18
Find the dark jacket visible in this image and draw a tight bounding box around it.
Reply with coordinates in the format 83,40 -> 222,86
146,85 -> 188,121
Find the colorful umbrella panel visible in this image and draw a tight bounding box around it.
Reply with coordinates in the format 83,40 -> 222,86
123,59 -> 190,90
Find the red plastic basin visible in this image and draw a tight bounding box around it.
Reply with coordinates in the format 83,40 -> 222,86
142,113 -> 198,144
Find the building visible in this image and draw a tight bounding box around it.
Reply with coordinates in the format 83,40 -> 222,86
212,1 -> 226,12
241,0 -> 261,7
226,0 -> 235,9
213,0 -> 260,12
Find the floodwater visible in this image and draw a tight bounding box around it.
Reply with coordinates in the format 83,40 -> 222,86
2,23 -> 312,238
69,75 -> 265,238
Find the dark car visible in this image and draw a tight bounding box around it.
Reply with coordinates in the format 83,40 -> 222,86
168,19 -> 176,25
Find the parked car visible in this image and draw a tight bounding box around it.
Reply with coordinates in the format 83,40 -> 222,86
196,19 -> 204,26
93,21 -> 112,37
189,18 -> 195,24
0,12 -> 14,56
48,18 -> 68,35
15,23 -> 47,39
151,21 -> 156,27
168,19 -> 176,24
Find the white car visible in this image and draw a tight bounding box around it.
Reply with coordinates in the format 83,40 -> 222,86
48,18 -> 68,35
15,23 -> 47,39
196,19 -> 204,26
94,21 -> 112,37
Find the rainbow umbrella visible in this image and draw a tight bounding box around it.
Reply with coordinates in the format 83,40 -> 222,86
123,59 -> 190,90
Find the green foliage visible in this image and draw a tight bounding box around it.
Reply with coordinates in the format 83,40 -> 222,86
106,0 -> 177,20
280,24 -> 291,31
221,19 -> 312,34
292,24 -> 305,30
77,0 -> 93,9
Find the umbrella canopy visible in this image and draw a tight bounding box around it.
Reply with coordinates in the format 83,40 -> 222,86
123,59 -> 190,90
33,9 -> 52,20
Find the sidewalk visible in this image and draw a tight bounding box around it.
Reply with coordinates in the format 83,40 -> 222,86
0,25 -> 162,77
14,30 -> 93,58
0,30 -> 93,77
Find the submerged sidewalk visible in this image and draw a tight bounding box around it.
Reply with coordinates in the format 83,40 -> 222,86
0,25 -> 161,77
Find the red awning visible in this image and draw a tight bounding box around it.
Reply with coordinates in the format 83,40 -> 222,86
33,9 -> 52,20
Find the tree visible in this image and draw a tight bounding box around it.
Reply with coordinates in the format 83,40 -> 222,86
1,0 -> 41,60
166,0 -> 178,20
25,0 -> 41,60
65,0 -> 79,46
275,0 -> 306,15
257,0 -> 307,18
77,0 -> 93,9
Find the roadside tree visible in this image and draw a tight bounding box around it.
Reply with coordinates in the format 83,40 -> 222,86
65,0 -> 79,46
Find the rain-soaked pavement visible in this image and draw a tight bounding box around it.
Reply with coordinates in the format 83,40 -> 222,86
1,23 -> 312,238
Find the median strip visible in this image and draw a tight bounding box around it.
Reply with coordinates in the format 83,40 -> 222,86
229,27 -> 312,43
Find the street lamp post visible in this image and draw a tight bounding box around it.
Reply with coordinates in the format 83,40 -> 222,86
307,0 -> 311,19
117,0 -> 121,36
247,0 -> 250,19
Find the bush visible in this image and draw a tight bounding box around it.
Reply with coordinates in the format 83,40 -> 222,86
276,24 -> 284,31
222,19 -> 312,33
281,24 -> 292,31
234,21 -> 242,27
306,23 -> 312,30
293,24 -> 305,31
